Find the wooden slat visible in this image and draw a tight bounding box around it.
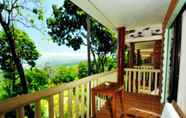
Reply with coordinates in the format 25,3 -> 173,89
59,91 -> 64,118
99,97 -> 101,110
125,71 -> 129,91
75,86 -> 80,118
86,82 -> 91,118
68,89 -> 73,118
138,71 -> 141,93
48,96 -> 54,118
155,72 -> 158,90
35,100 -> 41,118
129,71 -> 131,92
125,68 -> 160,73
133,71 -> 136,92
16,107 -> 24,118
81,84 -> 85,118
149,72 -> 152,92
143,72 -> 146,91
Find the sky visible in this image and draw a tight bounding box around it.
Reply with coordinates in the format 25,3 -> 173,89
20,0 -> 87,66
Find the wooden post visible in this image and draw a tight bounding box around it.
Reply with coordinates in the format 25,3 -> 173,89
117,27 -> 125,85
153,40 -> 162,69
136,49 -> 141,65
129,43 -> 135,68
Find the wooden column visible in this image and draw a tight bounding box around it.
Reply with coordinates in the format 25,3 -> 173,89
152,40 -> 162,69
136,49 -> 141,65
129,43 -> 135,68
117,27 -> 125,85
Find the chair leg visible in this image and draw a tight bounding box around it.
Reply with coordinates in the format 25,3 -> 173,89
107,98 -> 113,117
120,90 -> 125,111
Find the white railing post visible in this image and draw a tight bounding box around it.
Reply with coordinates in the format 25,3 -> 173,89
59,91 -> 64,118
35,100 -> 41,118
86,82 -> 91,118
48,96 -> 54,118
81,84 -> 85,118
68,89 -> 73,118
75,86 -> 80,117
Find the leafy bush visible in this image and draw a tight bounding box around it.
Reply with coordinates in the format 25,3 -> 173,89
26,68 -> 49,92
78,62 -> 88,79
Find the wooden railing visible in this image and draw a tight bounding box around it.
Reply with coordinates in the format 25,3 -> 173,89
133,65 -> 154,69
0,68 -> 161,118
0,71 -> 117,118
124,68 -> 161,95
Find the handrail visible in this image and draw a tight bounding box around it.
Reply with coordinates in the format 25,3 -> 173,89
0,68 -> 161,117
0,70 -> 116,117
125,68 -> 160,72
124,68 -> 161,95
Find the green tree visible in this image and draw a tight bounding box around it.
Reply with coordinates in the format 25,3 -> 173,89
26,68 -> 48,92
0,28 -> 39,118
51,66 -> 78,84
78,62 -> 88,78
47,0 -> 117,75
0,0 -> 44,95
0,28 -> 40,95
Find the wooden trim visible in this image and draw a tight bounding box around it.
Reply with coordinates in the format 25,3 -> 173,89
172,101 -> 186,118
117,27 -> 125,85
163,0 -> 178,30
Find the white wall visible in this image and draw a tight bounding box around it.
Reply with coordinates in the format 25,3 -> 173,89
177,10 -> 186,114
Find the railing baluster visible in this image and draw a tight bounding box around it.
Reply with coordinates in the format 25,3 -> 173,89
125,70 -> 129,91
155,72 -> 158,91
81,84 -> 85,118
59,90 -> 64,118
133,70 -> 136,92
35,100 -> 41,118
138,71 -> 141,93
98,97 -> 101,111
86,82 -> 91,118
75,86 -> 80,117
16,107 -> 24,118
68,89 -> 73,118
48,96 -> 54,118
143,71 -> 146,92
129,70 -> 131,92
149,72 -> 152,93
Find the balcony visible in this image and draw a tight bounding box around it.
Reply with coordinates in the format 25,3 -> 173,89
0,66 -> 162,118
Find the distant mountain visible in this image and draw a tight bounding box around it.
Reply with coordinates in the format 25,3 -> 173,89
36,57 -> 86,67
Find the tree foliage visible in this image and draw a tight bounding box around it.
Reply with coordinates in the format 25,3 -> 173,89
0,28 -> 39,95
78,62 -> 88,78
26,68 -> 48,92
47,0 -> 117,73
51,66 -> 78,84
0,0 -> 44,95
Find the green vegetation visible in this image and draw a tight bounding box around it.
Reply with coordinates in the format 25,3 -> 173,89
0,0 -> 129,117
47,0 -> 117,74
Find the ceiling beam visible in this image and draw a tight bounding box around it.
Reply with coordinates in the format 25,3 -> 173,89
163,0 -> 178,29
